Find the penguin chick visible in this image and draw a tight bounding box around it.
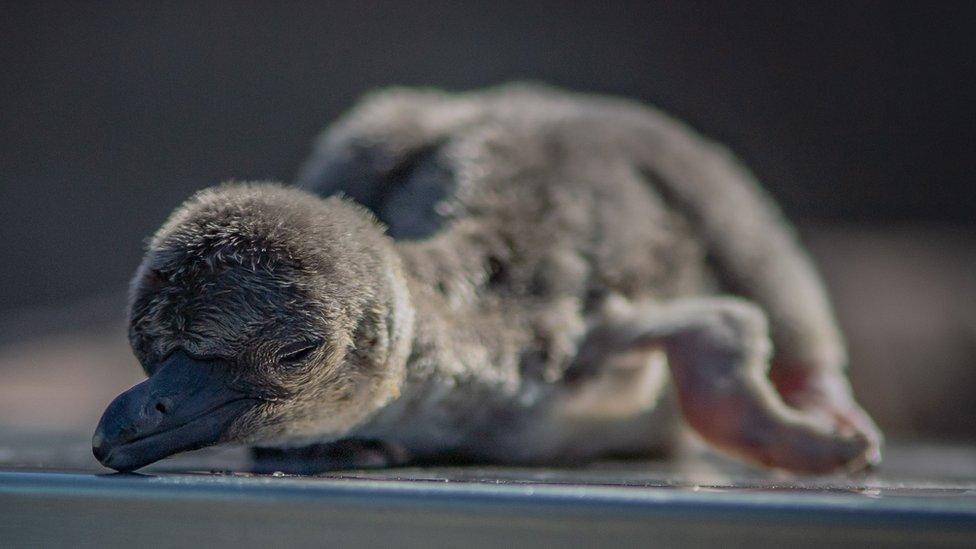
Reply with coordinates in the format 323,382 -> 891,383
94,84 -> 881,474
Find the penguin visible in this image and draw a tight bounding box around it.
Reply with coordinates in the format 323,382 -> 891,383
93,84 -> 881,474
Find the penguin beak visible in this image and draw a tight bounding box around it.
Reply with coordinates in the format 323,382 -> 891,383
92,351 -> 258,472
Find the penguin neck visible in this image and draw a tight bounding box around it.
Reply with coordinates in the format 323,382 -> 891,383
349,240 -> 527,443
393,238 -> 519,389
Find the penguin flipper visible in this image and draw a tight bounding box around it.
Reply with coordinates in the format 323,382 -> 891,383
294,88 -> 469,239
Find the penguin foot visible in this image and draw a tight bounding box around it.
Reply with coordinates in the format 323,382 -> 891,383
570,297 -> 882,474
250,439 -> 411,475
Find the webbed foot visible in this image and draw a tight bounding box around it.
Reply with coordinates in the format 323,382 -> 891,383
572,297 -> 882,474
251,439 -> 410,474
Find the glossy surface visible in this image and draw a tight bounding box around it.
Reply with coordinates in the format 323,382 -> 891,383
1,430 -> 974,547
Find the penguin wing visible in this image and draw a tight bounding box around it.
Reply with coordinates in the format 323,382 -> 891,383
293,88 -> 476,240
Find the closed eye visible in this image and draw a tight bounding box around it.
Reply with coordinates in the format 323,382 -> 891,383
278,341 -> 319,365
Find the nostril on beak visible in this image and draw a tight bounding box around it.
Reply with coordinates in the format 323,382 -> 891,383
153,397 -> 172,415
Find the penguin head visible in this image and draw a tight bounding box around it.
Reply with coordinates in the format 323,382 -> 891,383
93,183 -> 411,471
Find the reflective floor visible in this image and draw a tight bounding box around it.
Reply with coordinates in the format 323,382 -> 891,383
4,428 -> 976,490
1,430 -> 975,547
2,428 -> 976,493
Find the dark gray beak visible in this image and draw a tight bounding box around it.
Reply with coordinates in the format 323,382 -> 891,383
92,351 -> 258,472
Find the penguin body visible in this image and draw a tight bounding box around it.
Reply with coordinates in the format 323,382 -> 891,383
94,85 -> 880,474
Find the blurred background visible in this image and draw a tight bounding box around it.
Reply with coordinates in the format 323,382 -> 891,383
1,1 -> 973,448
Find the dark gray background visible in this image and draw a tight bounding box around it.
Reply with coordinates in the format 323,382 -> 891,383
2,1 -> 974,314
